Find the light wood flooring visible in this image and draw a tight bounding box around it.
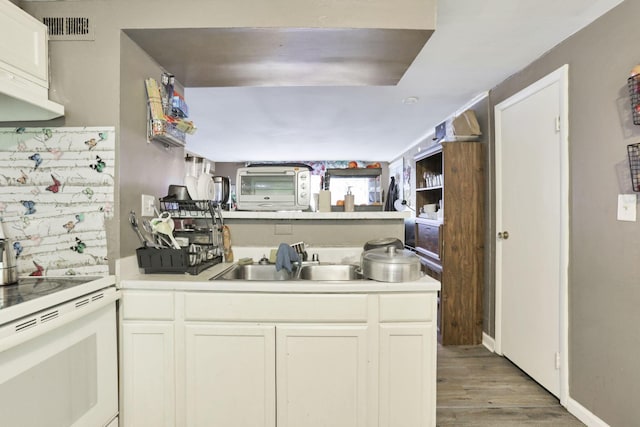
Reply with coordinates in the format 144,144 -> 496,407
437,345 -> 584,426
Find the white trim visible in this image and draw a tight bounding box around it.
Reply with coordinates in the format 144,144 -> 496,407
567,397 -> 610,427
482,332 -> 495,353
392,91 -> 489,162
494,64 -> 570,406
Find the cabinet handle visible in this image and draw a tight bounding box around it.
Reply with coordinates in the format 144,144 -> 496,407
497,231 -> 510,240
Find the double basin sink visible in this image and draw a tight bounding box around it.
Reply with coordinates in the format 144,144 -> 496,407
212,263 -> 363,281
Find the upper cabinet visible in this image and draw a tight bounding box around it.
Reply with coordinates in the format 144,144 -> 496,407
0,0 -> 64,121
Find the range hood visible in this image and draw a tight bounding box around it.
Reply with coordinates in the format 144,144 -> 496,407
0,82 -> 64,121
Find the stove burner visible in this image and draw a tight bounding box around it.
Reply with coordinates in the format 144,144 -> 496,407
0,276 -> 100,310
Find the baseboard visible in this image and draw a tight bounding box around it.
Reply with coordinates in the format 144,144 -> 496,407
567,397 -> 610,427
482,332 -> 495,352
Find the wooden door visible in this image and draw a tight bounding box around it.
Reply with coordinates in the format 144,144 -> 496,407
276,325 -> 369,427
184,324 -> 276,427
495,65 -> 569,399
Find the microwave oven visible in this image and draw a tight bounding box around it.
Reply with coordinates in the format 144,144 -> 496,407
236,165 -> 311,211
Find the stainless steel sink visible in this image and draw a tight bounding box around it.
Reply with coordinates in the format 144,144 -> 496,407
212,264 -> 292,281
298,264 -> 363,281
211,263 -> 363,281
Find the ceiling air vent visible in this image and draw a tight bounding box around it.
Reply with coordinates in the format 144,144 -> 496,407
40,16 -> 94,41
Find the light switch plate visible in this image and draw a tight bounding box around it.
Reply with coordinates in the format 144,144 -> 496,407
617,194 -> 636,222
141,194 -> 156,217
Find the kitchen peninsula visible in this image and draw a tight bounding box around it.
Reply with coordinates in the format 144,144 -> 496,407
221,210 -> 411,247
119,263 -> 439,427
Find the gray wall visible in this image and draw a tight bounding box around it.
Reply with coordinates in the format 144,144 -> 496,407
487,1 -> 639,424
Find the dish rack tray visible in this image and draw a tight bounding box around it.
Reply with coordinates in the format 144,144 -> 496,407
136,246 -> 222,275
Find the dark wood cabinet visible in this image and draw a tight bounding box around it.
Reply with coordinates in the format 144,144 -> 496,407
414,142 -> 484,345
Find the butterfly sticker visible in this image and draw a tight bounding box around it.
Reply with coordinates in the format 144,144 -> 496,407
15,127 -> 26,134
42,128 -> 53,140
13,241 -> 23,258
84,138 -> 98,150
29,261 -> 44,276
16,170 -> 28,185
16,141 -> 27,152
46,174 -> 61,193
65,269 -> 77,276
70,237 -> 86,254
21,200 -> 36,215
75,213 -> 85,223
29,153 -> 42,170
48,147 -> 63,160
29,235 -> 42,246
82,188 -> 94,199
98,132 -> 108,141
89,155 -> 106,172
62,221 -> 76,233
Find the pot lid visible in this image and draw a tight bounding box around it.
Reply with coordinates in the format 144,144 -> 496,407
363,246 -> 419,265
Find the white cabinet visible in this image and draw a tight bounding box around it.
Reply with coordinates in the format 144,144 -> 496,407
121,291 -> 175,427
379,324 -> 436,427
183,324 -> 276,427
0,0 -> 64,120
120,289 -> 437,427
276,325 -> 369,427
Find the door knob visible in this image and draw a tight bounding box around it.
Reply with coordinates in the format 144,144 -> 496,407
498,231 -> 510,240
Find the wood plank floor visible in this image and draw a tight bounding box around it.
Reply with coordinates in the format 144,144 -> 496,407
437,345 -> 584,426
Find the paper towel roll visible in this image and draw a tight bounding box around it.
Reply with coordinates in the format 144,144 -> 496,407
319,190 -> 331,212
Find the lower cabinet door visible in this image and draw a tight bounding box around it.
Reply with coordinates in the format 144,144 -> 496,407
276,325 -> 369,427
379,324 -> 436,427
122,322 -> 175,427
184,324 -> 276,427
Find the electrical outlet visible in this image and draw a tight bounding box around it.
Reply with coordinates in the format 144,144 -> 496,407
141,194 -> 156,217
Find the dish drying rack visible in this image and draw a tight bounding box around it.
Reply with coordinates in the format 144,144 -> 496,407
136,200 -> 225,275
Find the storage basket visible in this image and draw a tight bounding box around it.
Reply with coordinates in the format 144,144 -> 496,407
627,75 -> 640,125
626,142 -> 640,192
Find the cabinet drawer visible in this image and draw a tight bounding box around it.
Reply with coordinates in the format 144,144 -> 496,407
379,293 -> 435,322
122,291 -> 174,320
184,293 -> 368,322
415,221 -> 441,260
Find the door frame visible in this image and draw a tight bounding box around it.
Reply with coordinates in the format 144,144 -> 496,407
494,64 -> 570,405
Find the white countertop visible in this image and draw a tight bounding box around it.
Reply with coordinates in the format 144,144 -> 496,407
222,211 -> 411,220
119,262 -> 440,294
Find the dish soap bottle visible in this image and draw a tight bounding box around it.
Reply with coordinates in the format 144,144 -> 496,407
344,187 -> 355,212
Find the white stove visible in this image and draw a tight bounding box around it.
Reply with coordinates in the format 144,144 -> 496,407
0,275 -> 119,427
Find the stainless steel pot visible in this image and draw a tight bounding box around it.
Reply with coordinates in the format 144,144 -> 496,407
212,176 -> 230,204
361,246 -> 421,282
363,237 -> 403,252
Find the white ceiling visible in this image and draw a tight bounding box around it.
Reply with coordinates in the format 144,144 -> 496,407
183,0 -> 623,163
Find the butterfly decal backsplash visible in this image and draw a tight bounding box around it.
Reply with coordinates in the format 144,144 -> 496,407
0,127 -> 115,277
46,174 -> 61,193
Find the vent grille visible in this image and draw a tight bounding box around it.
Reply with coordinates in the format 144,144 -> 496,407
40,310 -> 60,323
15,318 -> 37,333
41,16 -> 94,41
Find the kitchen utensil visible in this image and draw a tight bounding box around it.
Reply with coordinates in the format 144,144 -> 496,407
0,224 -> 17,286
212,176 -> 230,204
360,246 -> 422,282
150,212 -> 181,249
363,237 -> 404,252
164,185 -> 192,201
185,175 -> 199,200
197,174 -> 211,202
129,210 -> 149,247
